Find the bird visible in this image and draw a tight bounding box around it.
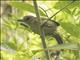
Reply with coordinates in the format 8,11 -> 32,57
18,15 -> 63,44
18,15 -> 63,58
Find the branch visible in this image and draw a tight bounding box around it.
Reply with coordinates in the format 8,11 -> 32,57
49,1 -> 75,19
32,0 -> 50,60
41,1 -> 75,27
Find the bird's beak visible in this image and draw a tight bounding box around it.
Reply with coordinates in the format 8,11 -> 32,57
17,19 -> 25,24
17,19 -> 29,28
17,19 -> 23,22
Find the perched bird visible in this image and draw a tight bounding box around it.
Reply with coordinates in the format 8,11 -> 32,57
18,15 -> 63,58
18,15 -> 63,44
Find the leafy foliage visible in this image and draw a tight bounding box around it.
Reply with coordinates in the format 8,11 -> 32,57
60,22 -> 80,38
10,2 -> 45,16
1,1 -> 80,60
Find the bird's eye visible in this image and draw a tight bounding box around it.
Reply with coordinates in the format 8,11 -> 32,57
23,16 -> 33,21
26,16 -> 31,20
23,16 -> 30,20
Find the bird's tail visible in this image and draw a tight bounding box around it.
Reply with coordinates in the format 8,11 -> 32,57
52,33 -> 63,44
51,33 -> 63,59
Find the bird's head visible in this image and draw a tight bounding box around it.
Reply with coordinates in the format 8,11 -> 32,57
17,15 -> 35,27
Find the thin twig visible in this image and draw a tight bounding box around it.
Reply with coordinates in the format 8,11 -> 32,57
39,6 -> 49,18
41,1 -> 75,27
50,1 -> 75,19
32,0 -> 50,60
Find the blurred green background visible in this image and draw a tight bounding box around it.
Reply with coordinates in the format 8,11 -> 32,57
0,0 -> 80,60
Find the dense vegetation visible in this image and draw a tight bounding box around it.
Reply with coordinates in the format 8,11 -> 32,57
1,0 -> 80,60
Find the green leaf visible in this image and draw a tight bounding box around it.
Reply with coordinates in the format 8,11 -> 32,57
53,1 -> 80,10
9,2 -> 45,16
2,41 -> 17,51
71,7 -> 77,15
60,22 -> 80,38
64,8 -> 72,15
50,43 -> 79,50
75,11 -> 80,16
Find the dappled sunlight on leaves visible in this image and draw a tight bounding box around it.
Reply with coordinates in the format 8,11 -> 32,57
1,1 -> 80,60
